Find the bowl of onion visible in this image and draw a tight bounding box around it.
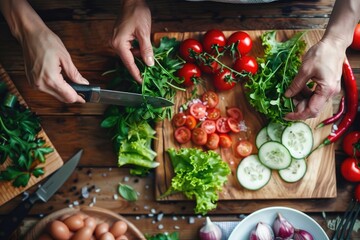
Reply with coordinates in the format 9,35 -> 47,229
228,206 -> 329,240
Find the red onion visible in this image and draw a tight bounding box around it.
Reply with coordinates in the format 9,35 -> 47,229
249,222 -> 275,240
199,217 -> 222,240
273,213 -> 294,239
293,229 -> 314,240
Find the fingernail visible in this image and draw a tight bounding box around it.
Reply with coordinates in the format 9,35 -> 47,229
82,77 -> 89,84
285,89 -> 292,97
145,56 -> 154,66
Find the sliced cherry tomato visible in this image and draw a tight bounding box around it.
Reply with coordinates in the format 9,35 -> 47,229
174,126 -> 191,144
226,107 -> 243,121
216,117 -> 230,133
191,127 -> 208,146
201,91 -> 219,108
227,117 -> 240,133
355,184 -> 360,201
235,140 -> 253,158
342,131 -> 360,157
206,133 -> 220,150
233,56 -> 258,75
177,62 -> 201,87
172,112 -> 187,127
206,108 -> 221,121
213,69 -> 236,91
351,24 -> 360,50
341,157 -> 360,182
202,29 -> 226,54
198,55 -> 219,74
201,120 -> 216,134
179,38 -> 203,62
227,31 -> 253,57
219,133 -> 233,148
185,115 -> 197,130
189,102 -> 207,119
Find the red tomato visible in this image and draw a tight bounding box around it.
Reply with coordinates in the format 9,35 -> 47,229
177,63 -> 201,87
206,133 -> 220,150
201,91 -> 219,108
340,157 -> 360,182
355,184 -> 360,201
172,112 -> 186,127
213,69 -> 236,91
202,29 -> 226,53
350,24 -> 360,50
216,117 -> 231,133
179,38 -> 203,62
201,120 -> 216,134
342,131 -> 360,157
198,55 -> 219,74
226,107 -> 243,121
191,128 -> 208,145
185,115 -> 197,130
219,133 -> 233,148
227,31 -> 253,57
233,56 -> 258,75
206,108 -> 221,121
235,140 -> 253,158
227,117 -> 240,133
189,102 -> 207,119
174,126 -> 191,144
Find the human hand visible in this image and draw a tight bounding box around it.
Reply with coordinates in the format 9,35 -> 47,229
284,39 -> 345,120
21,27 -> 89,103
110,0 -> 154,83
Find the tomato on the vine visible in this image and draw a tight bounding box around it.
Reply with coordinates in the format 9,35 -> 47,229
227,31 -> 253,57
201,120 -> 216,134
189,102 -> 207,119
179,38 -> 203,62
201,91 -> 219,108
350,24 -> 360,50
216,117 -> 231,133
192,127 -> 208,145
185,115 -> 197,130
213,69 -> 236,91
174,127 -> 191,144
235,140 -> 253,158
340,157 -> 360,182
172,112 -> 186,127
206,133 -> 220,150
177,63 -> 201,87
342,131 -> 360,157
226,107 -> 243,121
198,55 -> 219,74
206,108 -> 221,121
233,56 -> 258,75
202,29 -> 226,54
219,133 -> 232,148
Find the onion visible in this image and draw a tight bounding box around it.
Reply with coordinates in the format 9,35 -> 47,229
293,229 -> 314,240
249,222 -> 275,240
199,217 -> 222,240
273,213 -> 294,239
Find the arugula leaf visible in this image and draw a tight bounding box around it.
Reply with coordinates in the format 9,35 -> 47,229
245,30 -> 306,124
160,148 -> 231,215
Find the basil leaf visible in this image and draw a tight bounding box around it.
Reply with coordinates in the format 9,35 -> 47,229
118,183 -> 138,201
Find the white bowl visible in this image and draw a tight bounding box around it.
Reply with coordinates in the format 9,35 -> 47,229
228,206 -> 329,240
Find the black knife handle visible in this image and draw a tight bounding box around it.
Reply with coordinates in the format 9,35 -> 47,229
0,196 -> 37,240
69,83 -> 100,102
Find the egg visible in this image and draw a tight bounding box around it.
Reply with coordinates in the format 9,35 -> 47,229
109,220 -> 128,238
84,216 -> 97,230
99,232 -> 115,240
71,226 -> 94,240
115,235 -> 128,240
47,220 -> 71,240
95,222 -> 110,239
63,213 -> 85,231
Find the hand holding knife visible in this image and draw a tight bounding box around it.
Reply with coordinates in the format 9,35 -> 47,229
0,149 -> 83,240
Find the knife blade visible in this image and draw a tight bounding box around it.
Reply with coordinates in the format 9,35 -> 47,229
0,149 -> 83,239
70,83 -> 174,108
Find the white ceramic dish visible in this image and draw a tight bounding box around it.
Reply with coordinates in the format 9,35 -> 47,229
228,206 -> 329,240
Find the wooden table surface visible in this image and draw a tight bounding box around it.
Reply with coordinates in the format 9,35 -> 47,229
1,0 -> 360,239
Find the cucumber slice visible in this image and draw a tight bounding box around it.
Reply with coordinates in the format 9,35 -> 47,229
278,158 -> 307,183
258,141 -> 292,170
281,121 -> 313,159
266,122 -> 285,142
256,127 -> 271,148
236,155 -> 271,190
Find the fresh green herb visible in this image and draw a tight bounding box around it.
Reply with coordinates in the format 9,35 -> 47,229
160,148 -> 231,215
118,183 -> 138,201
145,232 -> 180,240
245,30 -> 306,124
0,82 -> 53,187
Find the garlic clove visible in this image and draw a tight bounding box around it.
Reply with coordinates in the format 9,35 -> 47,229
273,213 -> 294,239
249,222 -> 275,240
199,216 -> 222,240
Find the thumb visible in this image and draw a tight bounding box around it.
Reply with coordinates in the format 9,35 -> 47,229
61,57 -> 89,85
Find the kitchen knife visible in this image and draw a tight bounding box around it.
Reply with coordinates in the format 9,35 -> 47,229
70,83 -> 174,108
0,149 -> 83,240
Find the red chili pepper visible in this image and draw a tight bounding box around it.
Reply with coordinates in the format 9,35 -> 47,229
317,58 -> 358,149
315,95 -> 345,129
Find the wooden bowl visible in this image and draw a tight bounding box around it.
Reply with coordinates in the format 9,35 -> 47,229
24,206 -> 145,240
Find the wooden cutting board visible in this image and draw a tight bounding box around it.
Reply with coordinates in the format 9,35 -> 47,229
0,64 -> 63,206
154,29 -> 337,201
